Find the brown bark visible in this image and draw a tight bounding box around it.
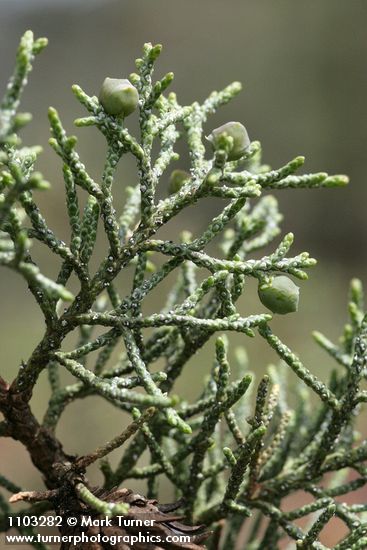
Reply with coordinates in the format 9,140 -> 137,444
1,379 -> 210,549
0,379 -> 72,488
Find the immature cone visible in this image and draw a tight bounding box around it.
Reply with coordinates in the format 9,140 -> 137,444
207,121 -> 250,160
258,275 -> 299,314
169,169 -> 190,194
99,78 -> 139,117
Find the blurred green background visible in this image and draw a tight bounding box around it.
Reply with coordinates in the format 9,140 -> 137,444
1,1 -> 366,547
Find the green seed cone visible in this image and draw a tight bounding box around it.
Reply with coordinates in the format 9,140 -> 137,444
207,121 -> 250,161
99,78 -> 139,118
169,169 -> 190,194
258,275 -> 299,315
